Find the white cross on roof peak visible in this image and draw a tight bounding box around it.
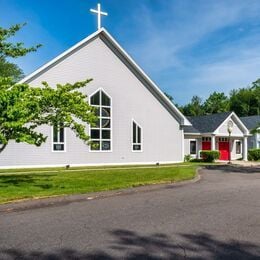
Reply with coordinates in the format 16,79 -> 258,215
90,3 -> 108,30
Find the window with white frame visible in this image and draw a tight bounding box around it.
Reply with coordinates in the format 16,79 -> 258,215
132,120 -> 142,151
53,123 -> 65,151
190,140 -> 197,154
219,137 -> 228,142
90,89 -> 111,151
202,137 -> 211,142
236,141 -> 241,154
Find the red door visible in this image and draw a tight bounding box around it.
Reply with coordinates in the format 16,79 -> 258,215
219,142 -> 230,160
202,142 -> 211,150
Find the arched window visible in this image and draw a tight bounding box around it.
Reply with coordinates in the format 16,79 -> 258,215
90,89 -> 111,151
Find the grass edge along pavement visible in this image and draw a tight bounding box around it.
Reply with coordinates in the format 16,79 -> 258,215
0,163 -> 206,204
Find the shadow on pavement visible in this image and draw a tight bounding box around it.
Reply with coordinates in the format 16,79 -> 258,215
205,164 -> 260,174
1,230 -> 259,259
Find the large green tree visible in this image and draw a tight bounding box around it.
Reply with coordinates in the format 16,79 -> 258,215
0,56 -> 24,82
0,23 -> 41,58
181,95 -> 204,116
229,79 -> 260,116
203,91 -> 229,114
179,79 -> 260,117
0,24 -> 96,153
0,78 -> 96,152
250,79 -> 260,115
0,23 -> 41,82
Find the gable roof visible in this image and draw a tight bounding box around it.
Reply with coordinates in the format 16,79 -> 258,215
184,112 -> 232,134
19,28 -> 190,126
240,115 -> 260,130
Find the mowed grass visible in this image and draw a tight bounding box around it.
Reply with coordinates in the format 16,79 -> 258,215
0,164 -> 199,204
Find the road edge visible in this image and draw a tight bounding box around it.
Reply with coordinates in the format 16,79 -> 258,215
0,167 -> 202,214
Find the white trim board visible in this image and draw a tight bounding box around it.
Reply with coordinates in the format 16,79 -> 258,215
213,112 -> 249,135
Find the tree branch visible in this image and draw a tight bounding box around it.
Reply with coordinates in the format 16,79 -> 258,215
0,143 -> 7,153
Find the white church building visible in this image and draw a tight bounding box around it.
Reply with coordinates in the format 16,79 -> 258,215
0,27 -> 191,168
0,5 -> 252,168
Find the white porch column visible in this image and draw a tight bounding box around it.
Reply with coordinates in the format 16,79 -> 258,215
211,135 -> 216,150
243,136 -> 248,161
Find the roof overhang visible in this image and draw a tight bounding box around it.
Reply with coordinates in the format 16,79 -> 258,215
213,112 -> 250,135
19,28 -> 190,126
184,132 -> 201,135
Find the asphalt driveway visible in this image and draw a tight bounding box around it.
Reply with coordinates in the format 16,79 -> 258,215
0,165 -> 260,259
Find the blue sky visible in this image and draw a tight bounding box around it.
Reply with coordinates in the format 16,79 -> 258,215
1,0 -> 260,105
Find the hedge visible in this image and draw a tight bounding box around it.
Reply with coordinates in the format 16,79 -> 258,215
200,150 -> 220,162
248,149 -> 260,161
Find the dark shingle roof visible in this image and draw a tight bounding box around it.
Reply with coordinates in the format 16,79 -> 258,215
240,115 -> 260,130
183,125 -> 200,134
184,112 -> 232,134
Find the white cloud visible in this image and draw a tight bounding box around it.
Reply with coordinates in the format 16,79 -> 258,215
119,0 -> 260,103
191,49 -> 260,92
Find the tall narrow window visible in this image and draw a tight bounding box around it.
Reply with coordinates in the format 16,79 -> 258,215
190,140 -> 197,154
132,120 -> 142,151
90,89 -> 111,151
53,123 -> 65,151
236,141 -> 241,154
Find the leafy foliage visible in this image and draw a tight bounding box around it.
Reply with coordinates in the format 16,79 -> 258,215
0,23 -> 41,83
204,92 -> 229,114
181,96 -> 204,116
36,79 -> 97,142
250,124 -> 260,134
0,77 -> 96,152
0,23 -> 96,153
200,150 -> 220,162
0,57 -> 24,82
184,154 -> 192,162
223,81 -> 259,117
0,23 -> 41,58
171,78 -> 260,117
0,24 -> 41,82
229,79 -> 260,116
248,149 -> 260,161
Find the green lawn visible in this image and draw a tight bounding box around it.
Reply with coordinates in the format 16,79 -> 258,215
0,164 -> 200,204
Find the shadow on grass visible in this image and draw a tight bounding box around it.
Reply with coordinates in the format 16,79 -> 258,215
205,164 -> 260,174
0,174 -> 56,189
1,230 -> 259,259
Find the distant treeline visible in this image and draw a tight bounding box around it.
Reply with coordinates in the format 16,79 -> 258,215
165,79 -> 260,117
